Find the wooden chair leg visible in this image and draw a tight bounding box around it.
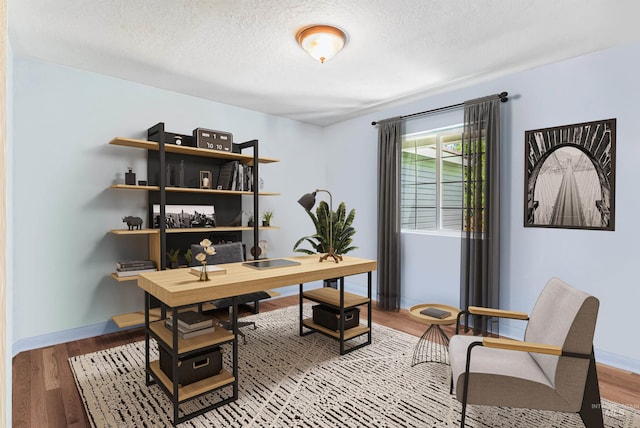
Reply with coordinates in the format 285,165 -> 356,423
578,351 -> 604,428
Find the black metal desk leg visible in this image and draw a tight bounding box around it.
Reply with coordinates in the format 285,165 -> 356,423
367,272 -> 372,346
339,277 -> 345,355
144,292 -> 151,386
299,283 -> 304,336
232,297 -> 239,400
172,304 -> 180,425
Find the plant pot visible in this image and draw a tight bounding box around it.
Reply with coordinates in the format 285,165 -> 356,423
169,261 -> 178,269
247,221 -> 254,227
262,221 -> 270,227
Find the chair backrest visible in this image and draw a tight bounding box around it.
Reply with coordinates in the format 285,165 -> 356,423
524,277 -> 599,406
190,242 -> 244,266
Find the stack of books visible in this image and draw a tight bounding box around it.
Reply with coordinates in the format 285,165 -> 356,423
115,260 -> 157,277
419,307 -> 452,319
165,310 -> 216,339
217,160 -> 254,191
189,265 -> 226,277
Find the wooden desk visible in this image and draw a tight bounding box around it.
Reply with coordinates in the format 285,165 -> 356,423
138,255 -> 377,426
138,255 -> 377,306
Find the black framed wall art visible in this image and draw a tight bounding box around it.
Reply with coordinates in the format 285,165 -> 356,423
524,118 -> 616,231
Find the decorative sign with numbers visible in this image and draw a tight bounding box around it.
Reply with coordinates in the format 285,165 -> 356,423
193,128 -> 233,152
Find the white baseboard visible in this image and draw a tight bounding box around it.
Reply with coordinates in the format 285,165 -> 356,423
594,349 -> 640,374
12,321 -> 137,357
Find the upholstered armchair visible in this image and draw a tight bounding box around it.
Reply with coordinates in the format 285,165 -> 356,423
449,277 -> 603,427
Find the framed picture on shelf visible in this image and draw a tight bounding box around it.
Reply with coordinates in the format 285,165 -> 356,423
152,205 -> 216,228
200,170 -> 212,189
524,118 -> 616,231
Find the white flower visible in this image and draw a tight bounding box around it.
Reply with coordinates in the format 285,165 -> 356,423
200,238 -> 212,248
205,246 -> 216,256
195,253 -> 207,263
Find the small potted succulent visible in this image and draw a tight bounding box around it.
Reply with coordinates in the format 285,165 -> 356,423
246,211 -> 255,227
166,248 -> 180,269
184,248 -> 193,266
261,210 -> 274,227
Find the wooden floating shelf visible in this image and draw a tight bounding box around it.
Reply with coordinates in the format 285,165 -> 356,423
110,226 -> 279,235
109,228 -> 154,235
109,137 -> 279,164
149,361 -> 235,402
110,273 -> 152,282
109,184 -> 279,196
112,308 -> 162,328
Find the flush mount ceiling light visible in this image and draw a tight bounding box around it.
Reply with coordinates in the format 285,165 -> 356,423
296,25 -> 347,63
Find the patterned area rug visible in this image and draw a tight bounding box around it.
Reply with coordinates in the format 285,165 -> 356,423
69,305 -> 640,427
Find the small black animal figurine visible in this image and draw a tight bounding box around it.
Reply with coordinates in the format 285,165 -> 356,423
122,216 -> 143,230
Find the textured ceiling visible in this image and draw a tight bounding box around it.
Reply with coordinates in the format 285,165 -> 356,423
9,0 -> 640,126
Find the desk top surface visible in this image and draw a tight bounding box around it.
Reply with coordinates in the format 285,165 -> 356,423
138,255 -> 377,307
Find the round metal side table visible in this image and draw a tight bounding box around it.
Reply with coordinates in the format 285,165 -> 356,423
408,303 -> 461,366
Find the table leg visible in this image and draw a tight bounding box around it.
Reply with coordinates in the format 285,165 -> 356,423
411,324 -> 451,366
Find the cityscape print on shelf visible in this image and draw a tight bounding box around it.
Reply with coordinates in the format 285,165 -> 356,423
152,204 -> 216,229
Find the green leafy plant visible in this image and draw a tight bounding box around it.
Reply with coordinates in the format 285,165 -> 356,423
293,201 -> 357,256
184,248 -> 192,266
167,248 -> 180,262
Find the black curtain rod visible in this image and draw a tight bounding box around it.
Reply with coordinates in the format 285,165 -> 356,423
371,91 -> 509,126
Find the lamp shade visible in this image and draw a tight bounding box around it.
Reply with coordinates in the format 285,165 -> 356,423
296,25 -> 346,63
297,192 -> 317,211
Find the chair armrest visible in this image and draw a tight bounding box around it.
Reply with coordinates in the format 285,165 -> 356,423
482,337 -> 561,356
468,306 -> 529,320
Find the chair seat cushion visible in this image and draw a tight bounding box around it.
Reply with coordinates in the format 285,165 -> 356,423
449,335 -> 574,411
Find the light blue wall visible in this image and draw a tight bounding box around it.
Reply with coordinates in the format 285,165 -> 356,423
11,56 -> 326,352
323,40 -> 640,372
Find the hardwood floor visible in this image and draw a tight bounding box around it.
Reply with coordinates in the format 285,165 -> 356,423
12,296 -> 640,427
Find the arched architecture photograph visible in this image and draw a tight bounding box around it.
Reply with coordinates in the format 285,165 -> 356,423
524,119 -> 616,230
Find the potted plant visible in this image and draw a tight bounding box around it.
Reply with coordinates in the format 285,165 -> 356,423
246,211 -> 255,227
262,210 -> 274,226
167,248 -> 180,269
293,201 -> 357,287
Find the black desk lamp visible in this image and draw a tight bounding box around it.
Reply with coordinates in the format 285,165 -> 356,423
298,189 -> 342,263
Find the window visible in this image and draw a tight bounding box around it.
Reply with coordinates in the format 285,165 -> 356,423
401,124 -> 464,232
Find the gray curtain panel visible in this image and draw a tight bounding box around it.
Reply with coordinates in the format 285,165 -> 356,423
377,118 -> 402,311
459,95 -> 502,334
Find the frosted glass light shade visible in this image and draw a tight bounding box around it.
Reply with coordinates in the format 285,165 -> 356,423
296,25 -> 346,63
